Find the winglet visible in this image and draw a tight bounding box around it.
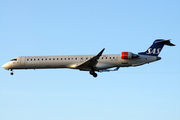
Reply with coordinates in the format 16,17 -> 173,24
114,67 -> 120,71
97,48 -> 105,56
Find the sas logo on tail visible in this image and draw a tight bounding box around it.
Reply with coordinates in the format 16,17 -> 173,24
146,48 -> 161,54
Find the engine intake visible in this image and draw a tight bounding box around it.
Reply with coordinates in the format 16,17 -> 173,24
121,52 -> 139,59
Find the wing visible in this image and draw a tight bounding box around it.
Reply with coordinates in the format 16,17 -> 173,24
76,48 -> 105,71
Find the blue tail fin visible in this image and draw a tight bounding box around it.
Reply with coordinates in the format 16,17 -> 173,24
138,39 -> 175,56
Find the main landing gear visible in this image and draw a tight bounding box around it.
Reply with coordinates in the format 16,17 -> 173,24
10,69 -> 14,75
90,70 -> 97,78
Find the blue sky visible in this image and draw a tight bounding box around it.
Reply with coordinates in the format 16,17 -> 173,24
0,0 -> 180,120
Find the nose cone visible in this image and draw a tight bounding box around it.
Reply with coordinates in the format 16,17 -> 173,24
2,63 -> 10,70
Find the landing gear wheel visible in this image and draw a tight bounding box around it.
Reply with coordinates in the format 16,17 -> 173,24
93,73 -> 97,78
10,72 -> 14,75
90,70 -> 98,78
10,69 -> 14,75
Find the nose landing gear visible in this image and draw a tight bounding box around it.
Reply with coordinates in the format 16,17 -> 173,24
10,69 -> 14,75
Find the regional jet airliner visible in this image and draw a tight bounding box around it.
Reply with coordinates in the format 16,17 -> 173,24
2,39 -> 175,77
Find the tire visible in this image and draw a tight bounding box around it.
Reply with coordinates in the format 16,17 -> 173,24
93,73 -> 97,77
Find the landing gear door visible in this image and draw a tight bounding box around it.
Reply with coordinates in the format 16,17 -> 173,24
20,57 -> 25,66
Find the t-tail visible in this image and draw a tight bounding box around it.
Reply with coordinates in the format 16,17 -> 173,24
138,39 -> 175,56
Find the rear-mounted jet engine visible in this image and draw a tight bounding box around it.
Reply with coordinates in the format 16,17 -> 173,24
121,52 -> 139,59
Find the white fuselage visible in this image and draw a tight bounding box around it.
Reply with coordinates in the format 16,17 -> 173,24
2,54 -> 159,71
2,39 -> 174,77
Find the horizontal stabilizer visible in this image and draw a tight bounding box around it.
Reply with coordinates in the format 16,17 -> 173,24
155,39 -> 175,46
165,42 -> 175,46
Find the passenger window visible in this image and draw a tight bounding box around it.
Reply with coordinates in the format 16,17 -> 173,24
61,58 -> 63,60
86,58 -> 88,60
68,58 -> 70,60
75,58 -> 77,60
31,59 -> 32,61
34,59 -> 36,61
81,58 -> 83,60
65,58 -> 66,60
71,58 -> 73,60
57,58 -> 59,60
102,57 -> 103,59
113,57 -> 115,59
109,57 -> 111,59
49,58 -> 51,60
27,59 -> 29,61
53,58 -> 55,60
42,59 -> 43,61
38,59 -> 39,61
106,57 -> 107,59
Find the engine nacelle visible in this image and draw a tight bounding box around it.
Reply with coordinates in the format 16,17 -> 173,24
121,52 -> 139,59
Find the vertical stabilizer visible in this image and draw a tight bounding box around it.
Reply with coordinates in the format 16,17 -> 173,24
138,39 -> 175,56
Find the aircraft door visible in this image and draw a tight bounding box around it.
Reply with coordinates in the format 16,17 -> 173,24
20,57 -> 26,66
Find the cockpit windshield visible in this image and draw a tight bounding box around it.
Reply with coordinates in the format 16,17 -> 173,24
10,59 -> 17,61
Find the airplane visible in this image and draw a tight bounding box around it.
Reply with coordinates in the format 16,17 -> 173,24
2,39 -> 175,77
